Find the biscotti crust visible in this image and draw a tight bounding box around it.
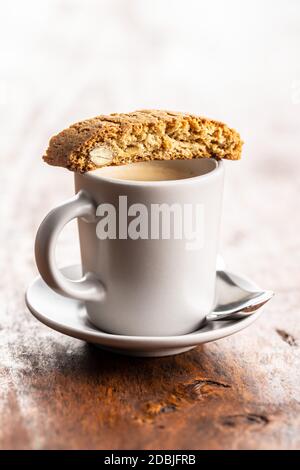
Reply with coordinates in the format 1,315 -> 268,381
43,110 -> 243,172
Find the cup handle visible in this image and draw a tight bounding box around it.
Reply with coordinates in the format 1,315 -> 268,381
35,190 -> 105,302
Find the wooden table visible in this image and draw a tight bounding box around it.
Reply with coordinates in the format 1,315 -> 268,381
0,0 -> 299,450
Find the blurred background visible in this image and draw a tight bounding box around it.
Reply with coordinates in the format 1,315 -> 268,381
0,0 -> 299,297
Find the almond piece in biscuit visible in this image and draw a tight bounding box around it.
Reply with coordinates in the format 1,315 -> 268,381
89,146 -> 113,167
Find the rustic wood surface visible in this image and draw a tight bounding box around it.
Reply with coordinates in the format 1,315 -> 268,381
0,0 -> 300,450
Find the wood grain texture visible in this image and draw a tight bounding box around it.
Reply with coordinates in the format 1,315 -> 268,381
0,0 -> 300,450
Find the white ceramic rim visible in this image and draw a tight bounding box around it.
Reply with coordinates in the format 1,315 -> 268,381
81,158 -> 223,187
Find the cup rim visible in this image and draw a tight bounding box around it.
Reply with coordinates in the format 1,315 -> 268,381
80,158 -> 223,187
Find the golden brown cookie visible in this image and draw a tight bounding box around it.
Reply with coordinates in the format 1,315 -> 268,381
43,110 -> 243,172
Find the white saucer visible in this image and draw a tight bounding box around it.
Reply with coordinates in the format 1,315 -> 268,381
25,265 -> 264,357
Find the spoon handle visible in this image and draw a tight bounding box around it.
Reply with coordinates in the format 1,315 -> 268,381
206,290 -> 274,322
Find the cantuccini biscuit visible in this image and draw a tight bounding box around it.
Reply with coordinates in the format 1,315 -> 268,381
43,110 -> 243,172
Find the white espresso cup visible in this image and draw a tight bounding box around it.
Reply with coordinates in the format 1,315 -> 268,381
35,159 -> 224,336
